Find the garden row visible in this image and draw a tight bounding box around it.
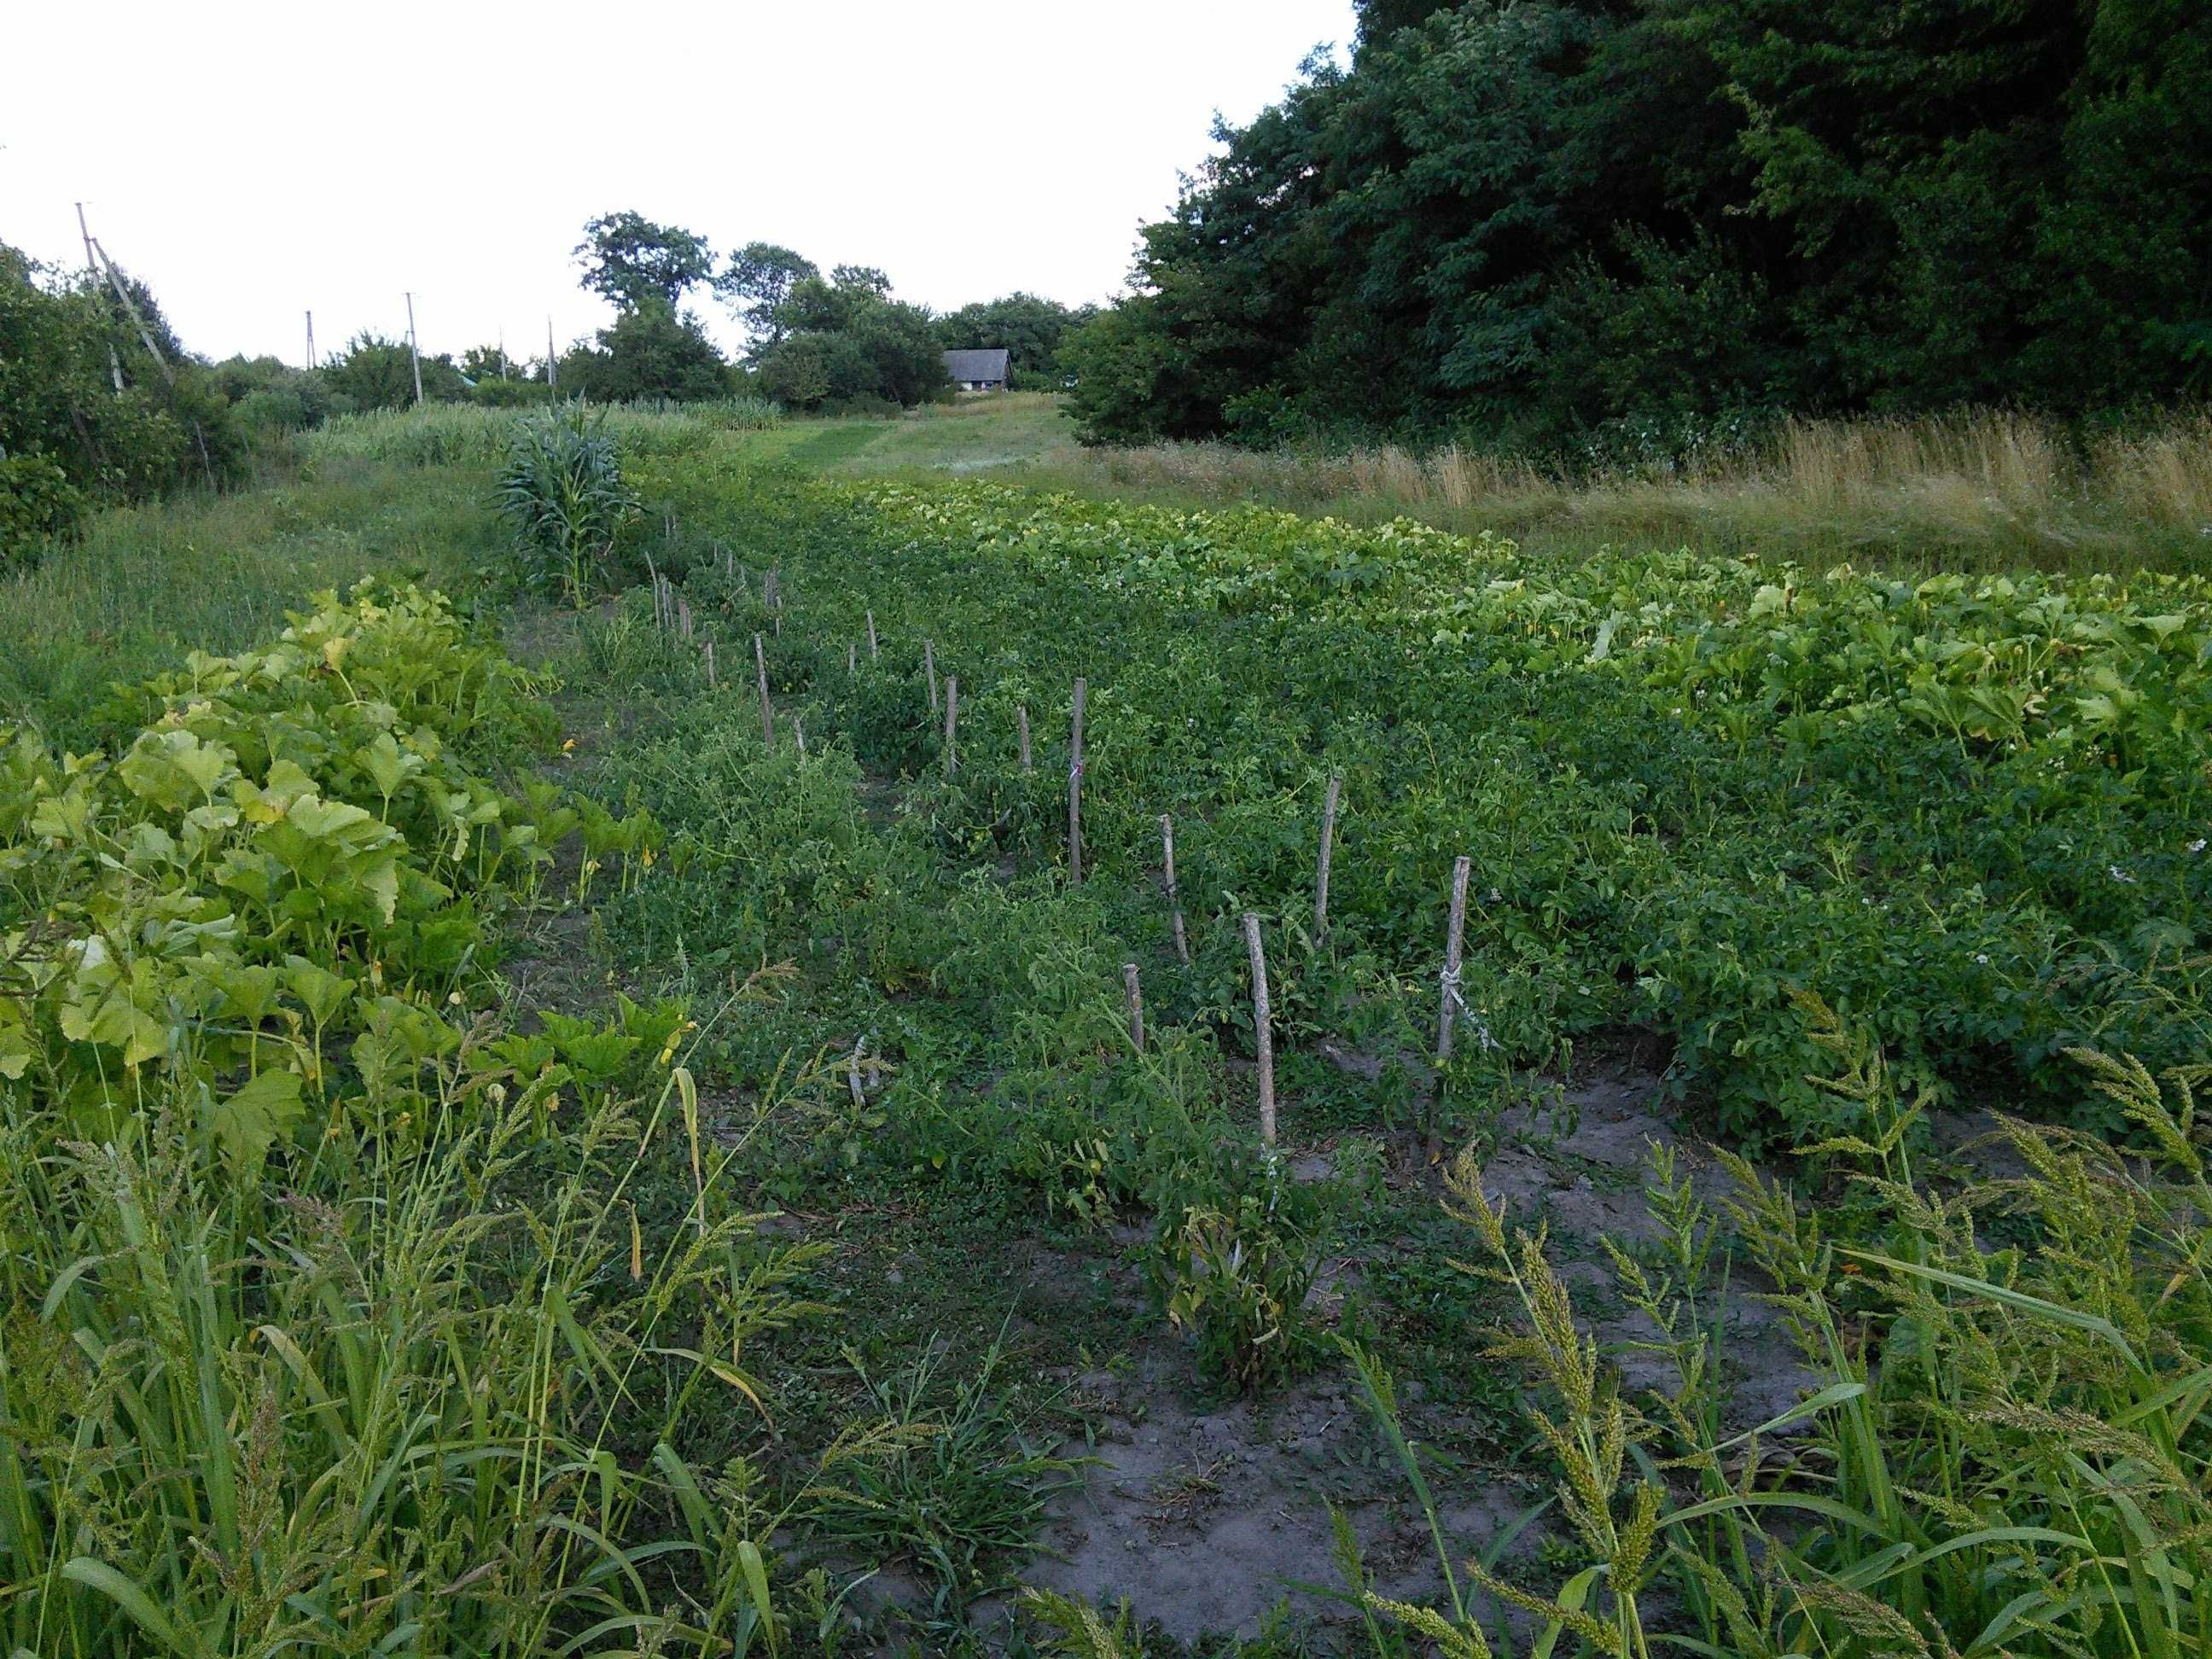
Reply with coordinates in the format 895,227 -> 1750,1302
615,466 -> 2212,1154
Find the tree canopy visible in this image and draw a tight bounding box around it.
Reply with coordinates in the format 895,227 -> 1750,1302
713,242 -> 819,347
573,211 -> 715,312
754,267 -> 946,410
0,245 -> 244,564
1064,0 -> 2212,449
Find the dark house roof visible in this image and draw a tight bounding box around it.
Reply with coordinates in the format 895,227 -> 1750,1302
943,347 -> 1010,382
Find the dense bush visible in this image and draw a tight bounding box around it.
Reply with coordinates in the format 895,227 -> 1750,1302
0,242 -> 245,563
564,300 -> 731,403
754,269 -> 946,410
321,329 -> 469,410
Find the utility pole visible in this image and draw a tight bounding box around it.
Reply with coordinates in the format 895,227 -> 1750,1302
306,310 -> 316,370
498,329 -> 508,379
405,292 -> 424,405
546,316 -> 557,393
90,239 -> 172,384
90,234 -> 213,488
77,204 -> 123,390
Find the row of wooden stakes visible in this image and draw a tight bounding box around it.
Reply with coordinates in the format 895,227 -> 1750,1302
645,583 -> 1488,1150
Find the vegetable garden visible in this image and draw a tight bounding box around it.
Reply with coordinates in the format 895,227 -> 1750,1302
3,419 -> 2209,1655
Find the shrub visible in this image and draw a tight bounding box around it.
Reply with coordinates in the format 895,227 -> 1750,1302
0,452 -> 84,569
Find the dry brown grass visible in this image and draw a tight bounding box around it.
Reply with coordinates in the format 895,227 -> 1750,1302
1026,408 -> 2212,572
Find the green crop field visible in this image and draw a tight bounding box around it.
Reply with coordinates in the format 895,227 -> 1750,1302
4,403 -> 2210,1656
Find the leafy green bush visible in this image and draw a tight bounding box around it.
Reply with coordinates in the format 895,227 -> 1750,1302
0,452 -> 83,570
0,582 -> 592,1135
1,242 -> 246,545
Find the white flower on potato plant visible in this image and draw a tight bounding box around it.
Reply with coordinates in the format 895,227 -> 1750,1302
2190,838 -> 2208,854
2109,864 -> 2136,882
1976,953 -> 1991,965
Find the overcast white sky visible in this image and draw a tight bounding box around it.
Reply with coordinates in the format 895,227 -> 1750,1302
4,1 -> 1353,366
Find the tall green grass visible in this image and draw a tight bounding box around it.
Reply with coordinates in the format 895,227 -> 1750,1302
0,1048 -> 826,1655
309,399 -> 779,469
0,459 -> 492,742
1344,1002 -> 2212,1658
1018,406 -> 2212,574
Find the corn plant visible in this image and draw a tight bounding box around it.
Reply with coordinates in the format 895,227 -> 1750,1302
497,403 -> 639,607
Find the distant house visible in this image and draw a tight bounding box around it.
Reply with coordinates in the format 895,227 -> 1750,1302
943,347 -> 1010,393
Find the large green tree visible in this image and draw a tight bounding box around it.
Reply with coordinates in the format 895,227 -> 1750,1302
0,245 -> 243,563
574,211 -> 715,312
713,242 -> 819,348
569,302 -> 730,403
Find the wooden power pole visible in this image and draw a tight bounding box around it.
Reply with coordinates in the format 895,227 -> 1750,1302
405,293 -> 424,405
306,310 -> 317,370
547,317 -> 557,392
76,205 -> 122,390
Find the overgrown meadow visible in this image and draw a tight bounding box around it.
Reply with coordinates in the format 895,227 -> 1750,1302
3,405 -> 2209,1655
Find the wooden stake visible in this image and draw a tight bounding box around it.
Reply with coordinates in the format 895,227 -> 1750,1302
866,610 -> 879,659
942,676 -> 958,777
847,642 -> 858,676
1067,678 -> 1086,883
677,594 -> 693,640
754,634 -> 773,744
1314,772 -> 1342,946
1161,813 -> 1190,963
1437,855 -> 1472,1066
793,715 -> 806,758
702,639 -> 716,687
1243,912 -> 1275,1145
848,1037 -> 867,1108
1124,962 -> 1146,1054
1017,705 -> 1033,773
924,639 -> 939,715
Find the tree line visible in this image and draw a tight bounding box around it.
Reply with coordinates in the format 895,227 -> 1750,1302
569,212 -> 1091,411
1061,0 -> 2212,454
1,218 -> 1091,562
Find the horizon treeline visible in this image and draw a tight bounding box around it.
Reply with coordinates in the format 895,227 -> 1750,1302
1,219 -> 1091,559
1061,0 -> 2212,455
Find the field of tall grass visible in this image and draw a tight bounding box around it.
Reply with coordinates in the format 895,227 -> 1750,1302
306,396 -> 780,469
1027,408 -> 2212,573
0,457 -> 493,742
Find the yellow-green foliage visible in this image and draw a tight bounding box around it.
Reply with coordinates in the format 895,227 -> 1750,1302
0,586 -> 831,1656
0,582 -> 660,1158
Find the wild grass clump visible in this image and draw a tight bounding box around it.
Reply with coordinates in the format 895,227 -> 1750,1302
0,464 -> 491,742
1346,998 -> 2212,1657
0,1061 -> 819,1656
